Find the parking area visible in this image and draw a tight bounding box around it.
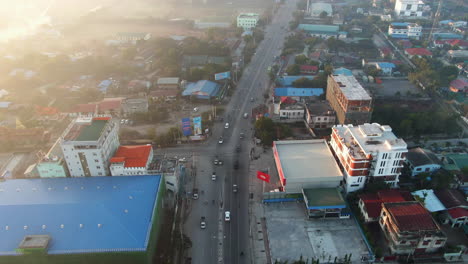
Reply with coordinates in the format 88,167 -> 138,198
265,202 -> 370,263
367,79 -> 423,97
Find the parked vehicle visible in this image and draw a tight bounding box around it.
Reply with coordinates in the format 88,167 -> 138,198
218,137 -> 224,144
193,189 -> 199,200
211,172 -> 216,181
240,132 -> 245,139
233,160 -> 239,170
200,217 -> 206,229
214,159 -> 219,165
243,113 -> 248,119
233,184 -> 238,193
225,123 -> 230,129
224,211 -> 231,222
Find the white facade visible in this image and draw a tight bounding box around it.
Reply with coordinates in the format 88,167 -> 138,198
237,13 -> 259,30
110,148 -> 153,176
60,116 -> 120,177
394,0 -> 425,18
388,23 -> 422,39
279,105 -> 304,121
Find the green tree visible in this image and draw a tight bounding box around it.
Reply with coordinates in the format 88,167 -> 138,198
255,117 -> 275,146
286,64 -> 301,75
295,54 -> 309,65
319,11 -> 329,19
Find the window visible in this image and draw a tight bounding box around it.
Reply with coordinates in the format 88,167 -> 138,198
166,181 -> 174,186
406,4 -> 411,10
382,153 -> 388,159
94,159 -> 99,162
97,166 -> 101,169
98,173 -> 102,176
425,168 -> 430,172
378,168 -> 384,174
422,240 -> 430,246
416,168 -> 422,171
435,240 -> 444,245
401,240 -> 406,244
380,161 -> 386,167
350,184 -> 360,187
93,153 -> 97,156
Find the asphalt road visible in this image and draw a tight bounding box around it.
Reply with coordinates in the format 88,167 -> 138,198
172,1 -> 298,263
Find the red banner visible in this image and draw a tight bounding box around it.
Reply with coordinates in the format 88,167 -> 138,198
256,171 -> 270,183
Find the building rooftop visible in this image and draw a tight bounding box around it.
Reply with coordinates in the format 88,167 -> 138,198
110,145 -> 152,168
182,80 -> 220,99
273,140 -> 343,181
278,75 -> 314,86
298,24 -> 339,33
412,189 -> 446,212
405,48 -> 432,56
306,101 -> 334,115
434,189 -> 468,209
0,176 -> 161,255
157,77 -> 180,85
332,67 -> 353,76
333,123 -> 407,159
64,117 -> 111,142
359,190 -> 413,218
448,208 -> 468,219
443,153 -> 468,171
303,188 -> 345,209
384,202 -> 438,232
330,74 -> 371,101
309,3 -> 332,17
238,13 -> 259,19
377,62 -> 396,69
407,147 -> 441,167
275,87 -> 323,97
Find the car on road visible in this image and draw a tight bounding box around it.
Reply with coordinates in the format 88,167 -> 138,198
214,159 -> 219,165
224,123 -> 229,129
250,97 -> 254,102
218,159 -> 223,165
233,160 -> 239,170
193,189 -> 199,200
200,217 -> 206,229
218,137 -> 224,144
224,211 -> 231,222
211,172 -> 216,181
233,184 -> 238,193
240,132 -> 245,139
193,107 -> 199,112
236,145 -> 241,152
243,113 -> 248,119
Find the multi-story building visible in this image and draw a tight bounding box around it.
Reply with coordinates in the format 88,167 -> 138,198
326,74 -> 372,125
394,0 -> 426,18
330,123 -> 407,192
388,22 -> 422,39
305,101 -> 336,129
37,156 -> 68,178
110,145 -> 153,176
379,201 -> 447,255
277,104 -> 305,122
60,116 -> 120,177
237,13 -> 259,30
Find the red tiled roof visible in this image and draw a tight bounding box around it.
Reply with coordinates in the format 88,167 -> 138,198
364,201 -> 383,218
359,193 -> 380,202
379,189 -> 409,203
446,39 -> 468,47
71,103 -> 97,113
380,47 -> 392,55
405,48 -> 432,56
35,106 -> 59,116
435,189 -> 468,209
448,207 -> 468,219
110,145 -> 152,168
386,202 -> 437,231
359,190 -> 413,219
99,98 -> 123,111
300,65 -> 318,72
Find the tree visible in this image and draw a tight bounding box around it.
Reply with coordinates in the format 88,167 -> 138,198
319,11 -> 329,19
255,117 -> 275,146
365,65 -> 382,77
286,64 -> 301,75
294,54 -> 309,65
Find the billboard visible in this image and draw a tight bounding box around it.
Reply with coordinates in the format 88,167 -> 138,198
193,116 -> 202,135
214,71 -> 231,81
181,117 -> 192,136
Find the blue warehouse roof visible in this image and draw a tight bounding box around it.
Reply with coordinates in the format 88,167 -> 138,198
182,80 -> 220,99
333,67 -> 353,76
0,175 -> 162,255
298,24 -> 339,33
275,87 -> 323,97
391,22 -> 408,27
377,62 -> 396,68
278,75 -> 314,86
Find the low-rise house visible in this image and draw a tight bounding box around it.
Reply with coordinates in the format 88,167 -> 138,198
182,80 -> 220,100
444,207 -> 468,228
379,47 -> 394,59
123,98 -> 149,117
156,77 -> 180,90
297,24 -> 347,39
406,147 -> 442,176
388,22 -> 422,39
435,189 -> 468,228
449,78 -> 468,93
69,98 -> 124,117
447,50 -> 468,62
305,101 -> 336,129
376,62 -> 397,76
277,75 -> 315,87
149,90 -> 178,102
412,189 -> 446,212
405,48 -> 432,58
128,80 -> 151,91
358,190 -> 414,222
379,201 -> 447,255
300,65 -> 318,75
115,32 -> 151,44
332,67 -> 353,76
110,145 -> 153,176
274,87 -> 323,102
276,102 -> 304,122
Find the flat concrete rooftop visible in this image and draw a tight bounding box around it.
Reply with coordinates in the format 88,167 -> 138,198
331,74 -> 372,101
274,140 -> 343,180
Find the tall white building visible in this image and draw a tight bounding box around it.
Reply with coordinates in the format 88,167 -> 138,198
329,123 -> 408,193
394,0 -> 425,18
60,116 -> 120,177
237,13 -> 259,30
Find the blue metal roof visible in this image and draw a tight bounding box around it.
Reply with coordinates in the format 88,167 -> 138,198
432,33 -> 463,40
333,67 -> 353,76
390,33 -> 409,39
0,175 -> 162,255
182,80 -> 220,99
377,62 -> 396,69
391,22 -> 408,26
275,88 -> 323,97
278,75 -> 314,86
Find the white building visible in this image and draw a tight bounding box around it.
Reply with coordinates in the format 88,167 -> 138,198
237,13 -> 259,30
308,2 -> 333,18
110,145 -> 153,176
388,22 -> 422,39
276,104 -> 305,122
305,101 -> 336,129
330,123 -> 408,193
394,0 -> 426,18
406,148 -> 441,177
60,116 -> 120,177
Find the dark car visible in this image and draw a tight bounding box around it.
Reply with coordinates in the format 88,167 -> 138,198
236,145 -> 241,152
233,160 -> 239,170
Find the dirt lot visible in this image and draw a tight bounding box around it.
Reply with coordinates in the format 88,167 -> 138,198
366,79 -> 425,98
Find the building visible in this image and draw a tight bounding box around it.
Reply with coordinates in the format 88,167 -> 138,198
326,74 -> 373,125
308,2 -> 332,17
412,189 -> 446,212
358,190 -> 414,222
0,176 -> 164,264
332,67 -> 353,76
406,147 -> 441,177
60,116 -> 120,177
376,62 -> 397,76
394,0 -> 426,18
297,24 -> 346,39
305,101 -> 336,129
123,98 -> 149,117
236,13 -> 259,30
273,140 -> 343,193
274,87 -> 323,101
303,188 -> 348,218
277,103 -> 305,122
182,55 -> 227,71
69,98 -> 124,117
0,126 -> 49,151
434,189 -> 468,210
404,48 -> 432,58
388,22 -> 422,39
182,80 -> 220,100
110,145 -> 153,176
329,123 -> 408,192
379,202 -> 446,255
432,32 -> 463,40
444,208 -> 468,228
447,50 -> 468,63
149,89 -> 178,102
156,77 -> 180,90
37,155 -> 68,178
277,75 -> 315,86
299,65 -> 318,75
115,32 -> 151,44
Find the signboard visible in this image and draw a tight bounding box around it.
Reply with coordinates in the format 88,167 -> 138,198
193,116 -> 202,135
181,117 -> 192,136
214,71 -> 231,81
256,171 -> 270,183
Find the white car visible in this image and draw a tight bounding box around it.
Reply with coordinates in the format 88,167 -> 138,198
218,137 -> 224,144
224,123 -> 229,129
224,211 -> 231,222
243,113 -> 248,119
193,107 -> 199,112
211,172 -> 216,181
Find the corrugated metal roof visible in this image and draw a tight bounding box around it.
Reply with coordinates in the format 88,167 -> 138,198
298,24 -> 339,33
275,87 -> 323,97
412,189 -> 446,212
182,80 -> 220,99
0,176 -> 161,255
278,75 -> 314,86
